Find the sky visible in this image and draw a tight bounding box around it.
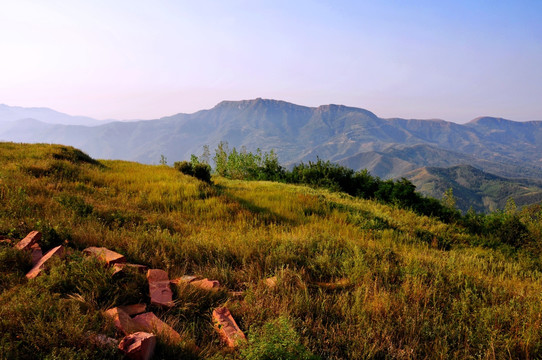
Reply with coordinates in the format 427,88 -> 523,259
1,0 -> 541,122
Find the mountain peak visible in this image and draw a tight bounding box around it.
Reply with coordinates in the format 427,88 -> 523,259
213,98 -> 296,110
466,116 -> 513,125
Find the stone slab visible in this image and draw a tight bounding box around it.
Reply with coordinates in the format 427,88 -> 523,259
190,278 -> 220,291
83,246 -> 126,266
118,331 -> 156,360
170,275 -> 202,285
104,307 -> 142,336
133,312 -> 182,344
212,307 -> 246,348
147,269 -> 174,307
26,245 -> 64,279
15,230 -> 41,251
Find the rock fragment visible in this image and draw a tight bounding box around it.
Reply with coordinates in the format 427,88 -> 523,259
26,245 -> 64,279
170,275 -> 202,285
83,246 -> 126,266
212,307 -> 246,348
147,269 -> 174,307
133,312 -> 182,344
104,307 -> 142,336
190,278 -> 220,291
118,332 -> 156,360
15,230 -> 41,251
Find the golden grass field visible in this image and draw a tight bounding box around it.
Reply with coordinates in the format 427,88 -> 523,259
1,142 -> 541,359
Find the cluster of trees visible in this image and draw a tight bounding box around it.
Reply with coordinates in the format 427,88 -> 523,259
177,142 -> 459,222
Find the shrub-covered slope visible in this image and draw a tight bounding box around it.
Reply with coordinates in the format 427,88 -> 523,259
1,142 -> 542,359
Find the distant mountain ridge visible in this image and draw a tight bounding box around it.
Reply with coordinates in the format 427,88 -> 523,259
0,98 -> 542,172
0,104 -> 110,126
1,97 -> 541,179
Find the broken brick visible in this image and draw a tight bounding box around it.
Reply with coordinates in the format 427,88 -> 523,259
118,332 -> 156,360
147,269 -> 174,307
190,278 -> 220,291
212,307 -> 246,348
170,275 -> 202,285
133,312 -> 182,344
104,307 -> 142,336
26,245 -> 64,279
83,246 -> 126,266
15,231 -> 41,251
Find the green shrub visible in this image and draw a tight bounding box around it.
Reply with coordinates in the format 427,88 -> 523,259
241,317 -> 319,360
193,163 -> 212,183
174,161 -> 194,176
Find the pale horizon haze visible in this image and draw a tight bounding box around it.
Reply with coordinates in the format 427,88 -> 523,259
1,0 -> 541,122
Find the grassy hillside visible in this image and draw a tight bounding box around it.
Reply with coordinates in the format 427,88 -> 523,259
1,143 -> 542,359
405,165 -> 542,213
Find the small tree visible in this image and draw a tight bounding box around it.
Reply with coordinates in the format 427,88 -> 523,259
442,187 -> 456,210
213,141 -> 229,177
159,154 -> 168,166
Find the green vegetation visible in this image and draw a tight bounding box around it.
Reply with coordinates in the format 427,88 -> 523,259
406,165 -> 542,213
1,142 -> 542,359
209,144 -> 459,222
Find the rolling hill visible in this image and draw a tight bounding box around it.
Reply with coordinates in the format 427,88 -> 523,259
1,143 -> 542,359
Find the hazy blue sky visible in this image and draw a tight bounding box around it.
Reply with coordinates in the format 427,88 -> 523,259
1,0 -> 541,122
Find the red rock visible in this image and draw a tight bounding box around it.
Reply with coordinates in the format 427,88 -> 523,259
26,245 -> 64,279
170,275 -> 201,285
133,312 -> 182,344
83,246 -> 126,266
104,307 -> 142,336
30,243 -> 42,266
212,307 -> 246,348
15,231 -> 41,251
190,278 -> 220,291
112,263 -> 148,275
147,269 -> 174,307
118,332 -> 156,360
118,304 -> 147,316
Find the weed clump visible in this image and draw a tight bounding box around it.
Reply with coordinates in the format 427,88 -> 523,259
241,316 -> 318,360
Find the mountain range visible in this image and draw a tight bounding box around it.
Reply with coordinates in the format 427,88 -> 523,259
1,98 -> 541,212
